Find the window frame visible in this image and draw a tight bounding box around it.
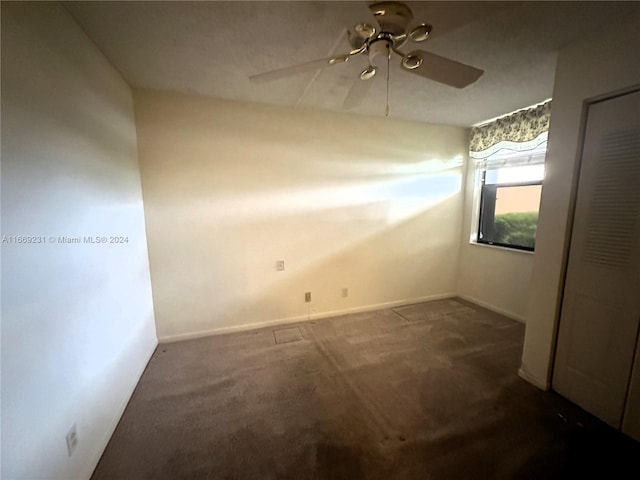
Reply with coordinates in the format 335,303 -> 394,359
476,171 -> 542,252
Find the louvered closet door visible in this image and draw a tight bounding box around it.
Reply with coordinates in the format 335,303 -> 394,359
553,89 -> 640,429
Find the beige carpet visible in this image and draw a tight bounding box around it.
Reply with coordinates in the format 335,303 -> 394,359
92,298 -> 639,479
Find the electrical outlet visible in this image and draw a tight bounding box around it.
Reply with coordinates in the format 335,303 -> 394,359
305,292 -> 311,303
342,288 -> 349,298
66,423 -> 78,457
276,260 -> 285,271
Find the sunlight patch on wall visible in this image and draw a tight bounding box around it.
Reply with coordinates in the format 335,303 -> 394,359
163,156 -> 464,227
384,172 -> 462,223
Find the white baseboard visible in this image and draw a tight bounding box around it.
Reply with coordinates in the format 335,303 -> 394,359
455,294 -> 526,323
158,292 -> 456,343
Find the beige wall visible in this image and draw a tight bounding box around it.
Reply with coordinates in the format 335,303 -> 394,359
520,17 -> 640,389
1,3 -> 157,479
456,159 -> 534,321
134,90 -> 469,340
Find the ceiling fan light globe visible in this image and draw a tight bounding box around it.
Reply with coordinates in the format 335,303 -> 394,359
348,31 -> 366,50
402,54 -> 423,70
408,24 -> 433,42
354,23 -> 376,39
360,66 -> 377,80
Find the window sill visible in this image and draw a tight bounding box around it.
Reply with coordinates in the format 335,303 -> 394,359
469,241 -> 535,255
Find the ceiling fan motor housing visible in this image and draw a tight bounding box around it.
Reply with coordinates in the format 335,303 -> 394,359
370,1 -> 413,36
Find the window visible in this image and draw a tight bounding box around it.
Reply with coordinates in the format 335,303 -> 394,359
478,158 -> 545,251
469,100 -> 551,252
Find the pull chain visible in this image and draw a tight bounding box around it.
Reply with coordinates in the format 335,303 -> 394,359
385,44 -> 390,117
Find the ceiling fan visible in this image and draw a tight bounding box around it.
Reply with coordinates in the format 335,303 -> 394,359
249,1 -> 484,115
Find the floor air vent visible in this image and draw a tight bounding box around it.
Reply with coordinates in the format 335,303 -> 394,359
273,327 -> 304,345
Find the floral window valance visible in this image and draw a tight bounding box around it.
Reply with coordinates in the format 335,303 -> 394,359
470,100 -> 552,154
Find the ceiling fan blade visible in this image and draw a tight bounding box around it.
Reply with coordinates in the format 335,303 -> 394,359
343,76 -> 375,110
249,55 -> 349,83
403,49 -> 483,88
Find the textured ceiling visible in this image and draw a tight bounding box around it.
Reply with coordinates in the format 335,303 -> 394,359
64,1 -> 637,126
